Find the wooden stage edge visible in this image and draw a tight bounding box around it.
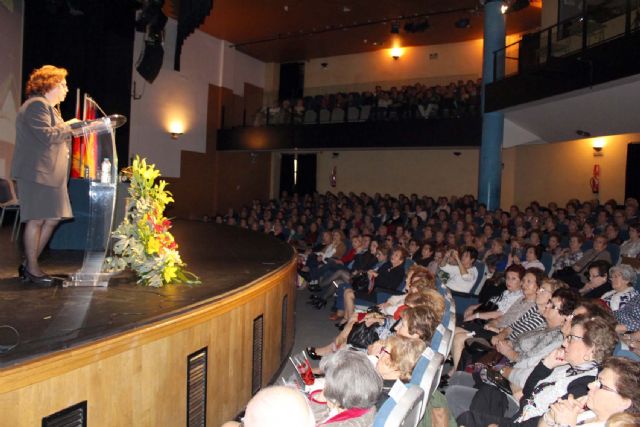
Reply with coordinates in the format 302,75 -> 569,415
0,256 -> 298,427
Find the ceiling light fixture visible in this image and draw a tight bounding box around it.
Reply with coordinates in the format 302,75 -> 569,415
390,47 -> 403,60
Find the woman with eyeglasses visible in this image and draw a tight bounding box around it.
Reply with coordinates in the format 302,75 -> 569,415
455,315 -> 618,427
11,65 -> 79,286
540,356 -> 640,427
600,265 -> 638,312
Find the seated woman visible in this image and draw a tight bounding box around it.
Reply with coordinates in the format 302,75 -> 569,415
493,288 -> 580,367
307,288 -> 442,359
373,335 -> 426,407
451,264 -> 526,369
450,315 -> 618,427
438,246 -> 479,294
305,230 -> 347,289
308,349 -> 383,426
619,222 -> 640,259
600,264 -> 638,312
508,244 -> 545,271
552,232 -> 585,275
309,238 -> 379,310
578,260 -> 613,298
339,246 -> 408,324
540,356 -> 640,427
557,234 -> 612,289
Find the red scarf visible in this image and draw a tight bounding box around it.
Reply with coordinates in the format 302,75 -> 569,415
321,407 -> 371,424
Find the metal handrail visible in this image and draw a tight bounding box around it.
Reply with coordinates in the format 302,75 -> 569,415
493,0 -> 639,81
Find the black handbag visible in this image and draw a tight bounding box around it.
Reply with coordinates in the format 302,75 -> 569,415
347,321 -> 379,349
473,300 -> 499,313
351,273 -> 370,293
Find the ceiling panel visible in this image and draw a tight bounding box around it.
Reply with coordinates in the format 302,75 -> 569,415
177,0 -> 541,62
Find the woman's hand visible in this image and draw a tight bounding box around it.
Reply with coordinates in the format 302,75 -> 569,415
542,347 -> 568,370
496,340 -> 518,361
547,394 -> 585,427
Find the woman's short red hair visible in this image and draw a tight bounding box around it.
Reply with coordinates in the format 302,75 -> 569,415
25,65 -> 68,97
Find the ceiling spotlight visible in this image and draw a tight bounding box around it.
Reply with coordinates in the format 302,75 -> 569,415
390,21 -> 400,34
576,129 -> 592,137
455,18 -> 471,29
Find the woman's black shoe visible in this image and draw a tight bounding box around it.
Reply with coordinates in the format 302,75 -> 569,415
18,262 -> 26,281
312,298 -> 327,309
308,294 -> 322,302
308,284 -> 321,293
335,321 -> 347,331
306,347 -> 321,360
23,270 -> 55,287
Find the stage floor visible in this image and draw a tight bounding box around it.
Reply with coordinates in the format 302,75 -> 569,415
0,221 -> 293,368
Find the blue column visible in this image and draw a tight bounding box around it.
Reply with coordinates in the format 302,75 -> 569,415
478,0 -> 506,210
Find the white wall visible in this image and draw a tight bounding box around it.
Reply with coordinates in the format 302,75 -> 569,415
129,19 -> 265,177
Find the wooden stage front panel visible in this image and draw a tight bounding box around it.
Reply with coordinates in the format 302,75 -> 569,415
0,223 -> 297,426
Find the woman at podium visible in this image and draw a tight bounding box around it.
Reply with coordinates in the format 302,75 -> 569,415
10,65 -> 79,286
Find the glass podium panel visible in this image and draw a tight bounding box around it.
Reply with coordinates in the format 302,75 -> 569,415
64,115 -> 126,287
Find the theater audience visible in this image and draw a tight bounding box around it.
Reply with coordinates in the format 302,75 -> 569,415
453,315 -> 618,427
214,192 -> 640,427
540,357 -> 640,427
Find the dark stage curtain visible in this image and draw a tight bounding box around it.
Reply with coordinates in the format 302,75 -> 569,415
22,0 -> 137,168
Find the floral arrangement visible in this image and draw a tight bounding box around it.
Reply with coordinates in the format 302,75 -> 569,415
104,156 -> 199,287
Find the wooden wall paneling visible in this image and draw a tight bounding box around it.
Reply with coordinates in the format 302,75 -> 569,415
0,259 -> 297,427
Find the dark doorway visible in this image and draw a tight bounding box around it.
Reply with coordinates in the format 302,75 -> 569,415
279,154 -> 316,196
278,63 -> 305,102
625,142 -> 640,201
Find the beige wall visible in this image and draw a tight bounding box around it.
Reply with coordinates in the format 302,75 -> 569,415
311,133 -> 635,209
303,39 -> 484,95
316,149 -> 480,197
504,134 -> 636,208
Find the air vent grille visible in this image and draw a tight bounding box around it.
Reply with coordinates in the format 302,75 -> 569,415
187,347 -> 208,427
42,401 -> 87,427
252,315 -> 264,395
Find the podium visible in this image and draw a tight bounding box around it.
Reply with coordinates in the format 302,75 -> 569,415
63,114 -> 126,287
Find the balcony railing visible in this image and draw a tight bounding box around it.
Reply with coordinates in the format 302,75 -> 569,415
494,0 -> 640,81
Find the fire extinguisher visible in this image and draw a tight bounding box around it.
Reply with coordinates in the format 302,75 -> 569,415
590,164 -> 600,194
330,166 -> 337,188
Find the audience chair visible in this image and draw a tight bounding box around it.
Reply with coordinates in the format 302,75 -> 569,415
374,382 -> 425,427
0,178 -> 21,241
346,106 -> 360,122
430,324 -> 451,357
581,240 -> 593,251
303,110 -> 317,124
409,347 -> 445,420
607,243 -> 620,265
318,109 -> 331,123
359,105 -> 371,121
330,107 -> 345,123
541,252 -> 553,275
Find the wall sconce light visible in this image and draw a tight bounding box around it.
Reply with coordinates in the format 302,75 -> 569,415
168,121 -> 185,140
592,138 -> 605,156
390,47 -> 403,60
